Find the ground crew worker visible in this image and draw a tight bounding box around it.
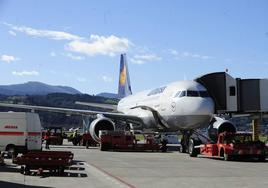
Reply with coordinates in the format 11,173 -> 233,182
83,131 -> 90,149
73,130 -> 79,145
73,130 -> 78,138
44,130 -> 51,149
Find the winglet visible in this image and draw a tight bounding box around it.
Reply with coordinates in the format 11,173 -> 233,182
118,53 -> 132,98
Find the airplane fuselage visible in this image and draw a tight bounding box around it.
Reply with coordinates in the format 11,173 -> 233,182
117,80 -> 215,131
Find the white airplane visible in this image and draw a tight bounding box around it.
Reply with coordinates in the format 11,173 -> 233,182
0,54 -> 235,153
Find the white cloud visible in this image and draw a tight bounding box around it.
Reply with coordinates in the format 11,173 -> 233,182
168,49 -> 179,56
77,77 -> 87,82
131,53 -> 162,64
130,58 -> 145,65
101,75 -> 113,83
4,23 -> 82,41
1,54 -> 20,63
50,52 -> 56,57
12,70 -> 39,76
169,49 -> 213,60
181,51 -> 213,60
64,53 -> 85,61
8,30 -> 16,36
4,23 -> 133,57
134,54 -> 162,61
66,34 -> 131,57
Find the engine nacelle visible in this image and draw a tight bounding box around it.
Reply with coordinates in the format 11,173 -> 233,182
89,117 -> 115,142
208,117 -> 236,142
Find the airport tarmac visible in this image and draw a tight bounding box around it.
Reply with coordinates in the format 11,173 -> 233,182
0,142 -> 268,188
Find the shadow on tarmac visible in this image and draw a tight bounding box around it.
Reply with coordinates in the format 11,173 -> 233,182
0,160 -> 88,178
49,145 -> 99,150
0,164 -> 20,173
0,181 -> 51,188
72,160 -> 86,166
36,171 -> 88,178
100,145 -> 179,153
167,145 -> 180,151
48,146 -> 85,149
198,155 -> 268,163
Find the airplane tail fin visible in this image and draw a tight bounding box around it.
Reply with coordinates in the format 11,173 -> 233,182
118,53 -> 132,98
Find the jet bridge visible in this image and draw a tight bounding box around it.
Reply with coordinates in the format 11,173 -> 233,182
238,79 -> 268,113
195,72 -> 268,114
195,72 -> 238,113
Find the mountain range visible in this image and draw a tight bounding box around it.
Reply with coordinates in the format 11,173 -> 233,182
0,81 -> 82,95
96,92 -> 119,99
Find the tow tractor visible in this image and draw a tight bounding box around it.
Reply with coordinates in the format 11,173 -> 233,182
99,130 -> 167,152
43,127 -> 65,145
189,132 -> 267,161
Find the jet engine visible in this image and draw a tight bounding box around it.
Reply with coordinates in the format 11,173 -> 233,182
89,116 -> 115,142
208,117 -> 236,142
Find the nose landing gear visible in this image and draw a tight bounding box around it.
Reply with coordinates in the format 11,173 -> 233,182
179,130 -> 192,153
179,130 -> 201,157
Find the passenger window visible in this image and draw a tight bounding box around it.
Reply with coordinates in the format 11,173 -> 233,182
187,90 -> 199,97
148,86 -> 166,96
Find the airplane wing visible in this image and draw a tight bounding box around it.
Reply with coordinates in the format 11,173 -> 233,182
0,102 -> 144,126
75,101 -> 117,111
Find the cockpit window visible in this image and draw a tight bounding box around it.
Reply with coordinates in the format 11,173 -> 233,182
174,91 -> 181,97
187,90 -> 199,97
199,91 -> 209,97
179,91 -> 186,97
174,90 -> 209,98
174,90 -> 186,98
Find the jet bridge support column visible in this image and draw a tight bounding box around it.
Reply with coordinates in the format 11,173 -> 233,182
252,119 -> 259,141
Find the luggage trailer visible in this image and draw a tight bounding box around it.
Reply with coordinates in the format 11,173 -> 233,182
13,151 -> 74,175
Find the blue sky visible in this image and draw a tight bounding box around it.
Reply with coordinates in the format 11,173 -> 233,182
0,0 -> 268,94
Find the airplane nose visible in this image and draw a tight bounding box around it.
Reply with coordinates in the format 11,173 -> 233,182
197,98 -> 214,115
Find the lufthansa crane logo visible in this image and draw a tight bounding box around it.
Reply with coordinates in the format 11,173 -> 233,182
171,102 -> 176,112
120,66 -> 126,85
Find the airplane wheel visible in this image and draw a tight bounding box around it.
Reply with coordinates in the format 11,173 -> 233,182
20,166 -> 25,174
100,143 -> 109,151
224,153 -> 231,161
6,145 -> 16,159
189,139 -> 198,157
258,155 -> 266,162
179,145 -> 186,153
58,166 -> 65,176
161,145 -> 167,152
24,166 -> 31,175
